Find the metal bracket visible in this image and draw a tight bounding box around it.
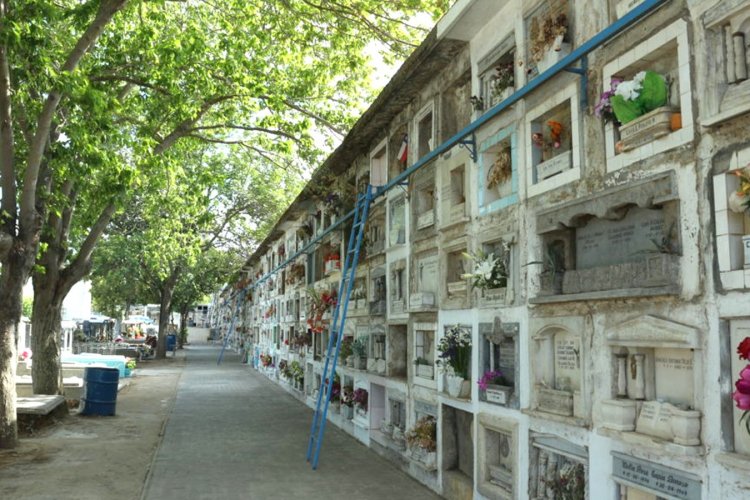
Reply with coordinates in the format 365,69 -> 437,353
458,133 -> 478,162
564,54 -> 588,109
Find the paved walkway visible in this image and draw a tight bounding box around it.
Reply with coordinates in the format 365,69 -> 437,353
141,344 -> 439,500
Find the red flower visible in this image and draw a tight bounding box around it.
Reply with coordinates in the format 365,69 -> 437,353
739,337 -> 750,360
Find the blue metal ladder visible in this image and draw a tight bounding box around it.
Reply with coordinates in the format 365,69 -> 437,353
217,291 -> 245,365
306,185 -> 374,469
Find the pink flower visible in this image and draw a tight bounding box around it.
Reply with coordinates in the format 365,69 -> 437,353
733,365 -> 750,410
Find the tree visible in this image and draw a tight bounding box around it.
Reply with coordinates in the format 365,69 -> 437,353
172,249 -> 242,346
1,0 -> 448,449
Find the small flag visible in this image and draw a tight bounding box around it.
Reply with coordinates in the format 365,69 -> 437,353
397,134 -> 408,163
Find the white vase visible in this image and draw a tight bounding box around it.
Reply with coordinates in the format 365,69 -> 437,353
669,405 -> 701,446
446,373 -> 470,398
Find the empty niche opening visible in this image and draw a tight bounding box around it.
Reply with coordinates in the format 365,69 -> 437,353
417,109 -> 434,159
388,324 -> 407,377
371,143 -> 388,187
442,406 -> 475,485
415,183 -> 436,229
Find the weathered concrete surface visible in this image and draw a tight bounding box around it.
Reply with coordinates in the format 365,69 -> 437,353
142,344 -> 439,500
0,355 -> 184,500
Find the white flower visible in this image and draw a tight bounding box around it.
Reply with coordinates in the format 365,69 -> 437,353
614,79 -> 642,101
633,71 -> 647,83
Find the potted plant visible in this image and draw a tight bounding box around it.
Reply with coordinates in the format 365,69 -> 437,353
478,369 -> 513,405
405,416 -> 437,470
339,337 -> 353,367
437,326 -> 472,398
414,357 -> 434,379
325,375 -> 341,414
341,386 -> 354,419
351,337 -> 368,370
530,13 -> 569,73
490,62 -> 514,106
608,71 -> 674,152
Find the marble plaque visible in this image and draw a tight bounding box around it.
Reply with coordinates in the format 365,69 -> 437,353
554,333 -> 581,391
418,257 -> 438,294
654,348 -> 694,407
635,401 -> 673,440
612,452 -> 701,500
575,207 -> 666,270
498,341 -> 515,384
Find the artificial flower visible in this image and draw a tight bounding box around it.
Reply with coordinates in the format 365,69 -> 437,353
734,365 -> 750,411
739,337 -> 750,361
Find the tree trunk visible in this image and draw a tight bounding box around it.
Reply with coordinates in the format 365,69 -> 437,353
0,248 -> 31,449
179,306 -> 189,348
30,282 -> 64,395
156,268 -> 180,359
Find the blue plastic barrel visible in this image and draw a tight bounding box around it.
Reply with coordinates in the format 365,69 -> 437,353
80,367 -> 119,416
166,334 -> 177,352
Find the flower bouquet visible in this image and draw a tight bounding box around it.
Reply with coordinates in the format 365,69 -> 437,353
352,388 -> 368,413
405,416 -> 437,469
438,326 -> 472,398
479,369 -> 513,405
734,337 -> 750,434
728,166 -> 750,214
530,13 -> 569,73
462,247 -> 508,290
486,146 -> 512,192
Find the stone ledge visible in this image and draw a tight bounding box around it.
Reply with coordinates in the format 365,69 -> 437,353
597,427 -> 705,456
530,285 -> 679,304
522,408 -> 590,428
17,395 -> 66,415
715,452 -> 750,472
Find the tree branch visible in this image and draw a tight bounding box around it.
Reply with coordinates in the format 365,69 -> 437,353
0,0 -> 15,235
19,0 -> 129,243
188,124 -> 301,143
153,94 -> 236,155
62,202 -> 117,291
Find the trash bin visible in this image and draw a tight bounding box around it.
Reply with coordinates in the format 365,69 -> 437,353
80,367 -> 119,416
166,334 -> 177,352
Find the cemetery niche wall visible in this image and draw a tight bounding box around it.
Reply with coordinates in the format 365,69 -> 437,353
599,315 -> 703,452
530,316 -> 588,422
479,318 -> 520,409
532,172 -> 681,302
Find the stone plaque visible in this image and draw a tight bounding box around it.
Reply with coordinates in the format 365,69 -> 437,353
538,387 -> 574,416
414,400 -> 437,418
554,333 -> 580,391
575,207 -> 666,270
654,348 -> 694,407
418,257 -> 438,293
612,452 -> 701,500
635,401 -> 673,440
498,342 -> 515,383
536,150 -> 572,181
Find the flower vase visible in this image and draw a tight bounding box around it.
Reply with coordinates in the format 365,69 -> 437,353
669,406 -> 701,446
446,373 -> 470,398
343,405 -> 354,420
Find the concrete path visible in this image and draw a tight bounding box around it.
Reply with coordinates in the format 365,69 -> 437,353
141,344 -> 439,500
